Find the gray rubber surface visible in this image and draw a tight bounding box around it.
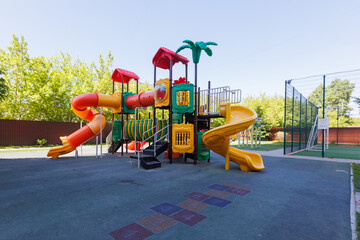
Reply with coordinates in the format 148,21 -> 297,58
0,151 -> 351,240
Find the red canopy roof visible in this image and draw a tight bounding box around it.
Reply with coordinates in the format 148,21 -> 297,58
152,47 -> 189,70
111,68 -> 140,84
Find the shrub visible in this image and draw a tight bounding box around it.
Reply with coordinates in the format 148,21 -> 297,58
274,131 -> 288,141
36,138 -> 47,146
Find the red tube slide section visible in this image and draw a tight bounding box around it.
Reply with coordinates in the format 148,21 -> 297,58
125,91 -> 154,109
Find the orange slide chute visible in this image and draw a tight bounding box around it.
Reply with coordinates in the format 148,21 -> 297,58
47,92 -> 118,158
47,90 -> 155,159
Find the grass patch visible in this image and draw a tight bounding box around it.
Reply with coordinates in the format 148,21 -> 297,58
294,145 -> 360,160
0,144 -> 100,153
0,145 -> 57,149
353,164 -> 360,192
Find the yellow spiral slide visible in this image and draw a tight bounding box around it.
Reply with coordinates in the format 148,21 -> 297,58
202,103 -> 265,172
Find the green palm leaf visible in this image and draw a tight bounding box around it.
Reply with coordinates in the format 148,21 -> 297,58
196,41 -> 207,50
183,40 -> 195,48
203,47 -> 212,56
176,45 -> 192,54
206,41 -> 218,46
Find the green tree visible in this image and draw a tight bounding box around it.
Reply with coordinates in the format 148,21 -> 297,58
0,69 -> 8,101
354,97 -> 360,108
0,34 -> 115,122
243,93 -> 285,128
308,79 -> 355,127
0,35 -> 32,119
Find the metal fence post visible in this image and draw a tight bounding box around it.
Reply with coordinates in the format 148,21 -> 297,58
291,87 -> 295,153
299,94 -> 302,150
305,99 -> 308,148
322,75 -> 326,158
284,81 -> 287,154
100,107 -> 102,158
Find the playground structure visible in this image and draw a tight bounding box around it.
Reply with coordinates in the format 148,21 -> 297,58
47,43 -> 265,172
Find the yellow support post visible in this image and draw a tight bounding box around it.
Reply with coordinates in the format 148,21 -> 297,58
220,103 -> 231,170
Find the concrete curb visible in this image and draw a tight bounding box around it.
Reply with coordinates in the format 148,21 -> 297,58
350,164 -> 357,240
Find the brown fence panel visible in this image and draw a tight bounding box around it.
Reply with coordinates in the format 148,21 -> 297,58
0,119 -> 111,146
318,127 -> 360,144
268,127 -> 360,144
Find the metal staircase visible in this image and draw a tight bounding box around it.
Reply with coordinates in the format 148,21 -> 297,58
130,123 -> 169,170
132,141 -> 168,169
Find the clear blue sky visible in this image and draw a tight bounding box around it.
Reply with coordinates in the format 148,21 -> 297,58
1,0 -> 360,97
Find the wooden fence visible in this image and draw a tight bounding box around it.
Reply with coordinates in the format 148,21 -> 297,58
269,127 -> 360,144
0,119 -> 111,146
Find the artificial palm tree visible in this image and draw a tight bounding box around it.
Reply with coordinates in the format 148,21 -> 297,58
175,40 -> 218,103
175,40 -> 217,64
175,40 -> 217,160
175,40 -> 217,89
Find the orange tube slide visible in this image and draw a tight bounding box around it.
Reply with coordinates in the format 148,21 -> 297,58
47,92 -> 121,159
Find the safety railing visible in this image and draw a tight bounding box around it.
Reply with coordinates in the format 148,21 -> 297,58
153,124 -> 169,157
199,87 -> 241,115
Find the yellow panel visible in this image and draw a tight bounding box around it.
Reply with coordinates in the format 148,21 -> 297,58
172,123 -> 194,153
177,91 -> 190,106
154,78 -> 170,108
112,92 -> 122,113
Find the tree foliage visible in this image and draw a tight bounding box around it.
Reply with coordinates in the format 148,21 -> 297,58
208,94 -> 285,129
0,69 -> 8,101
243,93 -> 285,128
0,35 -> 118,122
308,79 -> 355,127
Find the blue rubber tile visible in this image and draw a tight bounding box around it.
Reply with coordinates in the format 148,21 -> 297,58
151,203 -> 183,216
203,196 -> 232,208
208,184 -> 231,191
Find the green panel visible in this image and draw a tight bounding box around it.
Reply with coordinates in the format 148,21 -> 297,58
112,120 -> 122,141
172,113 -> 182,124
172,83 -> 194,114
123,92 -> 136,114
197,131 -> 210,161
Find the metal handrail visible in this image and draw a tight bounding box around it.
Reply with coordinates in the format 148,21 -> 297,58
142,124 -> 157,143
153,124 -> 169,157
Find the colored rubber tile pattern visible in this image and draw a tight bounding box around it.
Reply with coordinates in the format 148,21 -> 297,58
109,183 -> 251,240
